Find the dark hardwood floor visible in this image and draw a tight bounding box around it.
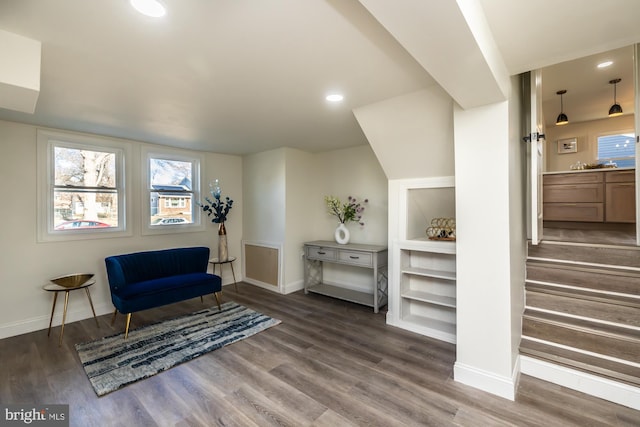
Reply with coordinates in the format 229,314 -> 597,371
543,223 -> 636,246
1,283 -> 638,426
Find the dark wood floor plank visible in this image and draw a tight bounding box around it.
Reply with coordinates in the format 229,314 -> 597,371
268,362 -> 401,427
0,282 -> 637,427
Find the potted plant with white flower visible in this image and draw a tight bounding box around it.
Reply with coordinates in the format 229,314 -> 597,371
324,195 -> 368,244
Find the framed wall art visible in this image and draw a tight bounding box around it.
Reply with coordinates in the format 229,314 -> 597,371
557,137 -> 577,154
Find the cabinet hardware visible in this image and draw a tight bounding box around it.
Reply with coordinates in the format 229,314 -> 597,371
317,251 -> 326,255
350,256 -> 359,259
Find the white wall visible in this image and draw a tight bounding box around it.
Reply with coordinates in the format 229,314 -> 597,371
284,147 -> 317,292
545,114 -> 634,171
0,119 -> 243,339
242,148 -> 287,245
452,75 -> 527,399
313,145 -> 388,246
453,98 -> 518,400
353,87 -> 454,180
242,144 -> 388,294
508,75 -> 526,369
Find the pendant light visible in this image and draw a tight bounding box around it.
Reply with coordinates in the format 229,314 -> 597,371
608,78 -> 623,117
556,90 -> 569,126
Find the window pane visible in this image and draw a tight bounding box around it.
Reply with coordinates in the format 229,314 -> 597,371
597,133 -> 635,167
150,192 -> 193,225
150,158 -> 192,190
55,147 -> 116,187
53,190 -> 118,230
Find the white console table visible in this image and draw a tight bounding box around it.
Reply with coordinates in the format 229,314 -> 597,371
303,240 -> 388,313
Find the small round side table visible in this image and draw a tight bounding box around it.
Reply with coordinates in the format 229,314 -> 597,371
44,277 -> 99,346
209,256 -> 238,292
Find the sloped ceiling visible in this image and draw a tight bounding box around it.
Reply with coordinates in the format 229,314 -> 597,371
0,1 -> 639,154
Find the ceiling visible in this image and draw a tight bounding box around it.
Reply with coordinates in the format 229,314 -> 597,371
541,45 -> 635,127
1,1 -> 639,155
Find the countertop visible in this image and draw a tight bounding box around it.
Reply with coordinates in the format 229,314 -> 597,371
543,167 -> 635,175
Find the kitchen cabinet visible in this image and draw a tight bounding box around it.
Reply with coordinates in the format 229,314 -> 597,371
543,168 -> 635,223
605,170 -> 636,223
543,171 -> 604,222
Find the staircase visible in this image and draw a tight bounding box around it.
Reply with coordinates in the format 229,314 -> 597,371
521,241 -> 640,388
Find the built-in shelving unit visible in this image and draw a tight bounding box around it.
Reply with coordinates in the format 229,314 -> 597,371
387,177 -> 457,344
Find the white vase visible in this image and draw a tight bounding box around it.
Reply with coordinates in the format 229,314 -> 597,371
334,223 -> 350,244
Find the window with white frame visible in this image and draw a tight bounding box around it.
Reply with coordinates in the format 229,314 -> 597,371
597,131 -> 635,168
37,130 -> 130,241
144,148 -> 203,233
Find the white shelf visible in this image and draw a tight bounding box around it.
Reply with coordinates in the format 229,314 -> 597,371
398,238 -> 456,254
398,314 -> 457,344
388,176 -> 457,344
401,290 -> 456,308
401,266 -> 456,281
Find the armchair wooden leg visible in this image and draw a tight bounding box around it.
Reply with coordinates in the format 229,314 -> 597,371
110,308 -> 118,326
124,313 -> 132,339
214,292 -> 221,311
200,295 -> 204,303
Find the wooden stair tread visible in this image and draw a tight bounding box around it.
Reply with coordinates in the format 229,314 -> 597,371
527,258 -> 640,278
525,283 -> 640,309
527,243 -> 640,269
524,241 -> 640,387
523,311 -> 640,363
520,338 -> 640,387
526,261 -> 640,297
523,309 -> 639,339
526,290 -> 640,327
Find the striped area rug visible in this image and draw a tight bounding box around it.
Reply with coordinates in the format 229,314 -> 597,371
75,301 -> 281,396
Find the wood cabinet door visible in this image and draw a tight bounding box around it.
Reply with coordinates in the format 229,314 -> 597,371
606,182 -> 636,223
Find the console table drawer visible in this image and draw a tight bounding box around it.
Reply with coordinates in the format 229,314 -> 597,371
306,246 -> 337,261
338,250 -> 373,267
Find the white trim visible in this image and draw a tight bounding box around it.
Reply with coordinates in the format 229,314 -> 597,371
242,240 -> 283,293
36,129 -> 133,242
141,145 -> 206,235
521,355 -> 640,410
0,301 -> 113,340
524,307 -> 640,332
527,256 -> 640,272
526,279 -> 640,299
283,279 -> 304,294
453,359 -> 519,401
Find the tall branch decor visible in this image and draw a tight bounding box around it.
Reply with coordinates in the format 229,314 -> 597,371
198,179 -> 234,261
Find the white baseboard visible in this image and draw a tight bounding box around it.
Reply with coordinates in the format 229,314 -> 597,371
0,302 -> 113,340
242,277 -> 304,295
243,277 -> 282,293
521,355 -> 640,411
283,279 -> 304,295
454,358 -> 519,401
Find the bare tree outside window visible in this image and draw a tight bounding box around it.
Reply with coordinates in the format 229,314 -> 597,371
54,146 -> 118,229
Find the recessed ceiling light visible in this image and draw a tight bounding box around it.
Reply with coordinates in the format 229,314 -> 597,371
130,0 -> 166,17
597,61 -> 613,68
326,94 -> 344,102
